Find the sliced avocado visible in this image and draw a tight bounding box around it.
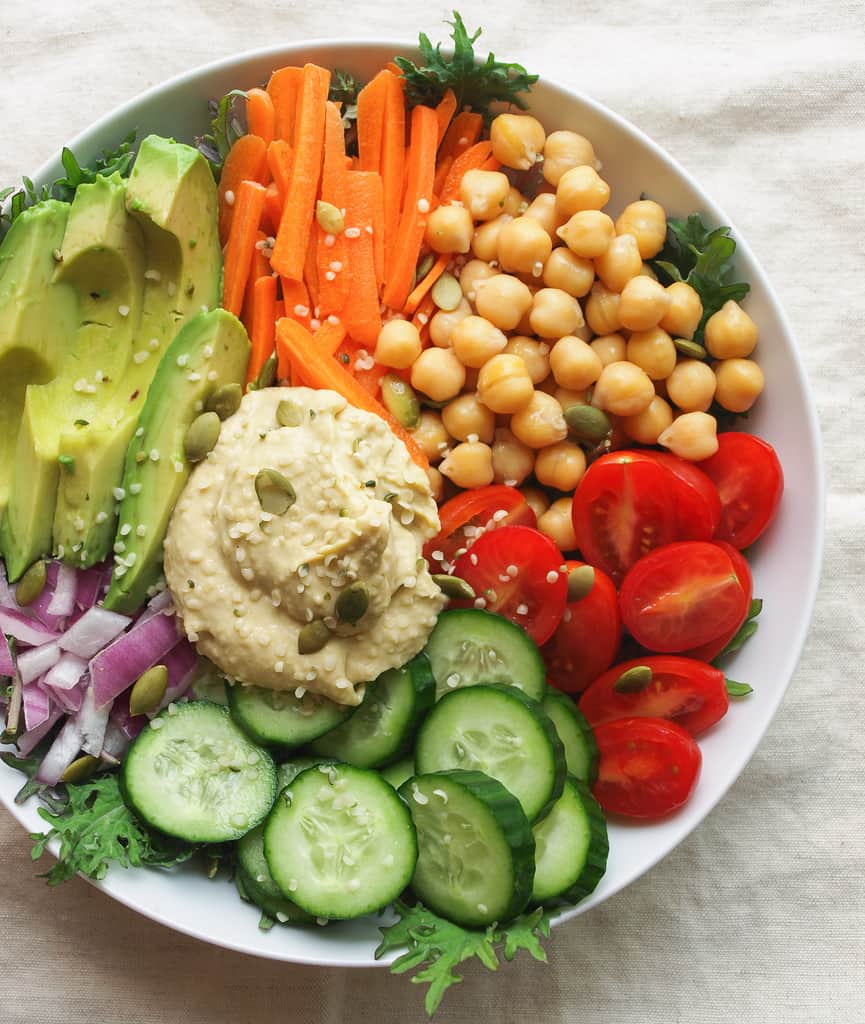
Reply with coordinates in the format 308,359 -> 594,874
1,177 -> 145,578
53,136 -> 222,567
0,201 -> 77,525
102,309 -> 249,614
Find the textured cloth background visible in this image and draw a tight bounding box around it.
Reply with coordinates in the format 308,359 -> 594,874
1,2 -> 863,1021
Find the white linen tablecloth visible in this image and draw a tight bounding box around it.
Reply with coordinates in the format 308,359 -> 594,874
1,2 -> 863,1021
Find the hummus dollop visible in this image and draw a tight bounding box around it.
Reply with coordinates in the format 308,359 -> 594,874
164,387 -> 446,705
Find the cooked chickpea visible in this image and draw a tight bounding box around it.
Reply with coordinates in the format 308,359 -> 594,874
424,203 -> 473,255
614,200 -> 667,259
471,214 -> 510,263
592,360 -> 655,417
505,336 -> 551,384
374,318 -> 422,369
459,169 -> 511,222
411,410 -> 450,463
537,497 -> 578,551
557,210 -> 615,259
622,395 -> 674,445
521,487 -> 551,520
549,335 -> 603,390
713,358 -> 765,412
439,441 -> 495,489
535,441 -> 587,492
509,391 -> 568,449
590,333 -> 627,367
492,427 -> 535,486
555,166 -> 611,217
474,274 -> 534,331
502,186 -> 528,217
451,315 -> 508,368
660,281 -> 703,340
542,130 -> 599,186
497,216 -> 553,276
704,300 -> 758,359
554,386 -> 589,410
585,282 -> 622,335
410,347 -> 466,402
459,259 -> 498,302
639,263 -> 658,280
490,113 -> 546,171
542,248 -> 594,298
626,326 -> 677,380
529,287 -> 584,339
429,296 -> 472,348
658,411 -> 718,461
524,193 -> 566,242
666,358 -> 717,412
617,275 -> 671,332
441,392 -> 496,443
477,354 -> 534,413
594,233 -> 642,293
426,465 -> 444,502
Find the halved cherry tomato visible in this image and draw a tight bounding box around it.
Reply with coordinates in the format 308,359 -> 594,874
424,485 -> 536,571
643,451 -> 721,541
619,541 -> 748,652
698,432 -> 784,549
592,717 -> 702,818
543,560 -> 621,693
571,451 -> 676,584
451,525 -> 567,645
579,655 -> 729,736
685,542 -> 753,662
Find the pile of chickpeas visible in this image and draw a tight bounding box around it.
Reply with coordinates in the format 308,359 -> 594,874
372,112 -> 765,553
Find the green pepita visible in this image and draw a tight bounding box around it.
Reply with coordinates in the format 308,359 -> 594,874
129,664 -> 169,716
335,582 -> 369,625
674,338 -> 708,360
298,620 -> 332,655
432,574 -> 476,601
316,200 -> 345,235
566,564 -> 595,603
15,560 -> 47,606
249,353 -> 277,391
254,469 -> 296,515
431,271 -> 463,312
60,754 -> 102,785
414,253 -> 435,286
276,400 -> 304,427
613,665 -> 653,694
206,382 -> 243,421
564,404 -> 612,445
184,412 -> 221,463
380,374 -> 421,429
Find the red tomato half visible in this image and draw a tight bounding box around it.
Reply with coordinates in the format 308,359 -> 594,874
571,451 -> 677,584
424,485 -> 536,571
579,655 -> 729,736
698,432 -> 784,549
685,542 -> 753,662
619,541 -> 748,653
644,451 -> 721,541
452,525 -> 567,645
592,717 -> 702,818
543,560 -> 622,694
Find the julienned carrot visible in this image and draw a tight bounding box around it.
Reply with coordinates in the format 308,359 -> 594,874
314,319 -> 347,357
363,171 -> 386,288
316,102 -> 350,317
276,318 -> 429,470
380,71 -> 406,275
439,141 -> 495,204
304,227 -> 320,310
266,139 -> 293,200
280,277 -> 311,326
433,155 -> 454,198
434,89 -> 458,147
356,70 -> 389,173
262,183 -> 282,236
439,110 -> 483,160
218,134 -> 268,245
246,275 -> 278,384
342,171 -> 383,347
267,66 -> 303,142
222,179 -> 266,317
271,63 -> 331,281
241,231 -> 270,329
246,88 -> 275,146
480,155 -> 502,172
403,252 -> 449,315
411,293 -> 437,343
382,104 -> 438,310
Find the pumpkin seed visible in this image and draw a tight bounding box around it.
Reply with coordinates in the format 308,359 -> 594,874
249,353 -> 277,391
254,469 -> 296,515
564,404 -> 612,445
335,582 -> 369,624
431,271 -> 463,312
566,564 -> 595,603
15,560 -> 47,606
674,338 -> 708,360
205,382 -> 242,420
380,374 -> 420,429
613,665 -> 653,694
184,412 -> 221,463
316,200 -> 345,235
432,574 -> 476,601
129,664 -> 169,716
276,400 -> 304,427
60,754 -> 101,785
298,620 -> 332,655
414,253 -> 435,286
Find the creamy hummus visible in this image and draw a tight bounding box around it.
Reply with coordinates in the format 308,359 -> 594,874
164,387 -> 446,705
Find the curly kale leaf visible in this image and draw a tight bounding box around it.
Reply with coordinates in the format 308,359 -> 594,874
196,89 -> 247,179
0,749 -> 68,815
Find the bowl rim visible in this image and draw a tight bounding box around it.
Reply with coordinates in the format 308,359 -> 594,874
1,35 -> 825,968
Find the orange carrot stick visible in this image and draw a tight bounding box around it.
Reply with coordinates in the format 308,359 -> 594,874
262,183 -> 282,236
341,171 -> 383,347
433,154 -> 455,198
271,63 -> 331,281
304,227 -> 320,311
218,134 -> 268,245
280,277 -> 311,325
438,141 -> 495,204
380,71 -> 406,274
316,101 -> 350,317
403,252 -> 449,315
275,317 -> 428,469
314,319 -> 347,357
246,275 -> 278,384
411,293 -> 437,338
267,66 -> 303,142
222,179 -> 266,317
439,111 -> 483,160
356,70 -> 389,173
241,231 -> 270,329
360,170 -> 386,288
434,89 -> 458,147
266,139 -> 293,200
246,88 -> 275,146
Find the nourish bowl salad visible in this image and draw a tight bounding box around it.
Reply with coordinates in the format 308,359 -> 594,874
0,12 -> 784,1014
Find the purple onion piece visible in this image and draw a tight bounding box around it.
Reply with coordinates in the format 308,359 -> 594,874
58,606 -> 131,659
17,642 -> 62,685
0,608 -> 59,648
90,611 -> 180,708
36,717 -> 83,785
23,683 -> 52,731
16,707 -> 64,756
43,652 -> 88,691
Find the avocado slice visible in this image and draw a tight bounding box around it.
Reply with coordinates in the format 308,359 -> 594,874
0,201 -> 78,525
102,309 -> 249,614
52,136 -> 222,567
1,177 -> 145,578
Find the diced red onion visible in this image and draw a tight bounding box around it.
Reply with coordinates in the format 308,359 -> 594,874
0,563 -> 13,608
36,717 -> 83,784
75,563 -> 110,610
17,706 -> 64,756
0,633 -> 13,676
77,684 -> 112,756
101,719 -> 131,760
43,676 -> 85,713
58,606 -> 131,659
45,562 -> 77,618
109,692 -> 145,741
23,683 -> 52,731
135,587 -> 174,627
156,641 -> 199,709
90,610 -> 180,708
17,642 -> 61,685
0,608 -> 59,648
44,652 -> 87,691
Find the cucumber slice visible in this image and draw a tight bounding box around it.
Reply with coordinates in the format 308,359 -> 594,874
264,762 -> 417,919
399,770 -> 534,927
121,700 -> 277,843
415,684 -> 566,822
276,757 -> 334,789
531,777 -> 608,905
309,654 -> 434,767
236,826 -> 312,923
423,609 -> 546,701
379,756 -> 415,790
541,690 -> 599,784
227,682 -> 354,749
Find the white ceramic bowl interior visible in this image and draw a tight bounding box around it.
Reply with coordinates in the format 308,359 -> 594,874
0,40 -> 824,967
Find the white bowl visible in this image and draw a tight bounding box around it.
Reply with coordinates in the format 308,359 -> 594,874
0,39 -> 824,968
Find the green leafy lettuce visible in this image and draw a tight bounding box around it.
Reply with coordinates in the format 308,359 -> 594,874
196,89 -> 247,179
